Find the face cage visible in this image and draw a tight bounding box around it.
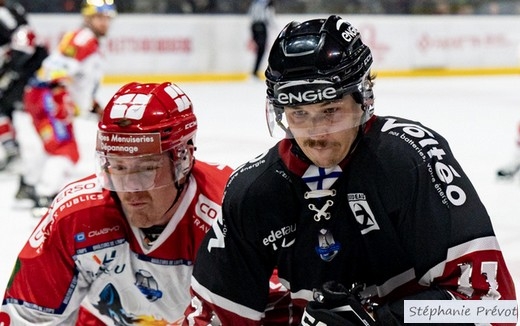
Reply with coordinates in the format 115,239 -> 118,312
95,144 -> 192,193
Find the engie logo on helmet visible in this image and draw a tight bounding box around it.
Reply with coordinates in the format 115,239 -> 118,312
275,80 -> 338,105
96,131 -> 162,155
336,19 -> 359,43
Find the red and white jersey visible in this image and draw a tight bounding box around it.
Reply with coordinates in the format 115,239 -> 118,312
1,160 -> 233,325
38,26 -> 105,116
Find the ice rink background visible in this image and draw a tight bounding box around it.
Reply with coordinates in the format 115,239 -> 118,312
0,76 -> 519,297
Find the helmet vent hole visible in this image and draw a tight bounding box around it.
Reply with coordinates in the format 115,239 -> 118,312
115,119 -> 132,127
161,127 -> 173,140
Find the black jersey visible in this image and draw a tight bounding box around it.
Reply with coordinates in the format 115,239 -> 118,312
187,115 -> 516,325
0,2 -> 47,119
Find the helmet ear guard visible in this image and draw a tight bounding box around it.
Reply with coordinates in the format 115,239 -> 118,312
171,140 -> 195,184
351,71 -> 375,113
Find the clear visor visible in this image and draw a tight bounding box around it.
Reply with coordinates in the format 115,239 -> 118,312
95,152 -> 175,192
266,95 -> 368,139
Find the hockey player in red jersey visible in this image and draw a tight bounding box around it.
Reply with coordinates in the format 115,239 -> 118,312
185,16 -> 517,325
0,81 -> 234,325
15,0 -> 115,215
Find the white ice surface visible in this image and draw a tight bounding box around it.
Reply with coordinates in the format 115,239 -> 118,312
1,76 -> 518,297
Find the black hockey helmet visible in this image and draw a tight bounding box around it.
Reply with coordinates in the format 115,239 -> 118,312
266,15 -> 373,106
265,15 -> 374,137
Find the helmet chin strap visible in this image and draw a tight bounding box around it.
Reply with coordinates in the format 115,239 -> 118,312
157,172 -> 189,225
159,146 -> 196,220
170,180 -> 185,210
140,180 -> 184,245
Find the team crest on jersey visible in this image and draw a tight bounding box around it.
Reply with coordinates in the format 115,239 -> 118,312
135,269 -> 163,302
315,228 -> 341,262
348,193 -> 380,234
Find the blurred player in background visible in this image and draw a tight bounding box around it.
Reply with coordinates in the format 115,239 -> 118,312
497,122 -> 520,179
0,0 -> 47,171
15,0 -> 116,216
248,0 -> 275,79
0,81 -> 235,324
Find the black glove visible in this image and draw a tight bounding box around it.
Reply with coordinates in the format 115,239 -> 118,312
300,281 -> 376,326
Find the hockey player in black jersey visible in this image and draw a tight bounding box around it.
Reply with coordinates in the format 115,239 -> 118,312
0,0 -> 47,170
185,15 -> 517,325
